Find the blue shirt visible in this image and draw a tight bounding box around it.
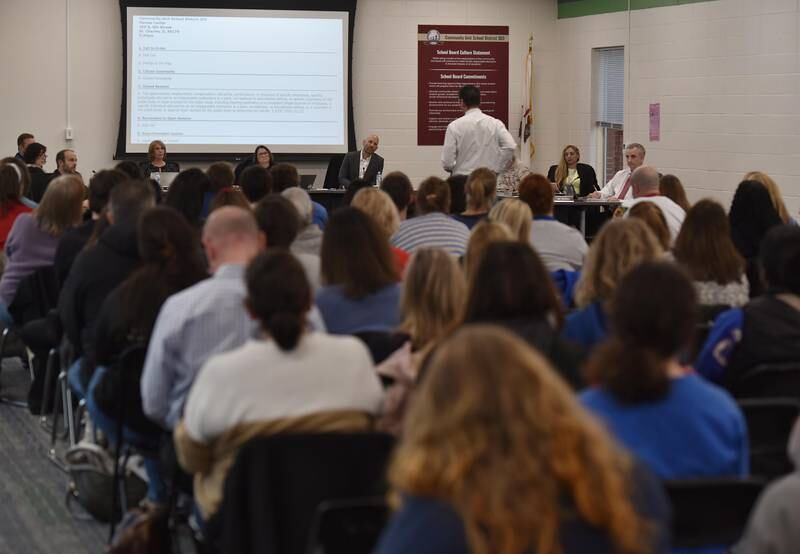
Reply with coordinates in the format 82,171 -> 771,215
580,374 -> 749,479
311,201 -> 328,230
563,301 -> 607,350
316,283 -> 401,335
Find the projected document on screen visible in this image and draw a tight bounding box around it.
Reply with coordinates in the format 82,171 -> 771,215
125,7 -> 348,155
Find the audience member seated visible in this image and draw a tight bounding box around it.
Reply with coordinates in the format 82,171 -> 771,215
729,180 -> 783,298
451,167 -> 495,229
380,171 -> 414,221
351,187 -> 409,274
164,168 -> 211,230
624,165 -> 685,242
0,163 -> 33,254
202,162 -> 235,219
375,325 -> 670,554
464,241 -> 584,388
141,207 -> 264,430
114,160 -> 144,180
695,226 -> 800,388
209,186 -> 250,213
317,207 -> 401,334
238,164 -> 272,205
496,151 -> 533,193
282,187 -> 323,257
0,175 -> 85,326
744,171 -> 797,226
271,163 -> 328,229
563,219 -> 662,351
138,140 -> 180,177
0,157 -> 35,209
254,194 -> 321,293
581,262 -> 749,498
736,417 -> 800,554
23,142 -> 52,203
445,174 -> 468,215
547,144 -> 598,196
61,179 -> 154,396
175,250 -> 382,521
54,169 -> 127,286
88,206 -> 207,505
391,177 -> 470,256
377,248 -> 466,433
519,173 -> 588,271
462,220 -> 514,281
674,199 -> 749,307
659,174 -> 690,212
14,133 -> 34,163
488,198 -> 532,243
627,202 -> 672,253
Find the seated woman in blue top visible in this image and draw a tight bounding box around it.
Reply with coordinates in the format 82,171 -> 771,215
695,225 -> 800,391
581,262 -> 749,554
375,325 -> 671,554
316,207 -> 401,334
563,218 -> 662,351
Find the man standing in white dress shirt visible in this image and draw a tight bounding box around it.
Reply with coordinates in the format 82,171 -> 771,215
590,142 -> 646,201
441,85 -> 516,176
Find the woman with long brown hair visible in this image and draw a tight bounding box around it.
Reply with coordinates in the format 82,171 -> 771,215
674,199 -> 749,307
376,325 -> 670,554
659,174 -> 690,212
547,144 -> 598,196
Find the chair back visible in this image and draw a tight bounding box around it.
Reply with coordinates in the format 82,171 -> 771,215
733,363 -> 800,399
738,398 -> 800,479
306,497 -> 389,554
665,478 -> 765,549
207,432 -> 395,554
8,266 -> 59,326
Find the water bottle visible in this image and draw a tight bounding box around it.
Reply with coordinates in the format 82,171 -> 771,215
375,172 -> 383,187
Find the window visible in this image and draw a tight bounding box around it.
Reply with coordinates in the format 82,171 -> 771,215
593,46 -> 624,183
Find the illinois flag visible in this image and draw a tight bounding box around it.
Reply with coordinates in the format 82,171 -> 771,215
518,35 -> 534,166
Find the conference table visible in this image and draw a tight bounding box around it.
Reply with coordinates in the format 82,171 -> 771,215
308,189 -> 620,239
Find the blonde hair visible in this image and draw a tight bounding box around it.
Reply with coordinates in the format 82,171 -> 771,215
398,248 -> 465,350
390,325 -> 652,554
575,218 -> 662,307
35,174 -> 86,236
488,199 -> 531,242
351,187 -> 401,239
744,171 -> 791,224
464,168 -> 496,212
147,140 -> 166,162
464,220 -> 514,281
554,144 -> 579,188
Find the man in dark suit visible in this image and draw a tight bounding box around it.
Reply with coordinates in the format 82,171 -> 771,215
338,134 -> 384,188
15,133 -> 34,162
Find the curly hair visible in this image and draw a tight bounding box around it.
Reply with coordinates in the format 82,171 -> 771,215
574,218 -> 662,307
390,325 -> 653,554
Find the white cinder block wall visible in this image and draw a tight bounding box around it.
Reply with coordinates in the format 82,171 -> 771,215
558,0 -> 800,215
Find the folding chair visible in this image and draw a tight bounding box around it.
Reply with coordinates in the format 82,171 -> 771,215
738,398 -> 799,480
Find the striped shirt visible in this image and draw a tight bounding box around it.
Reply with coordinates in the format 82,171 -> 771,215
391,212 -> 470,256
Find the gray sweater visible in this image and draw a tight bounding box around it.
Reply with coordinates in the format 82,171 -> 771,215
0,213 -> 60,306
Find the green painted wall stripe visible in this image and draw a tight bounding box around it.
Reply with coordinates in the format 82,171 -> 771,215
558,0 -> 714,19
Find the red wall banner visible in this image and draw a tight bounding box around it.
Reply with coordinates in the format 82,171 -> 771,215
417,25 -> 509,146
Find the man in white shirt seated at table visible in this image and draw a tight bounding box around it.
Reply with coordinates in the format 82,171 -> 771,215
590,142 -> 646,201
441,85 -> 517,176
624,165 -> 685,242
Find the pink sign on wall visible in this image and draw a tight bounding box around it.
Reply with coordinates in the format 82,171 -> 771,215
649,103 -> 661,141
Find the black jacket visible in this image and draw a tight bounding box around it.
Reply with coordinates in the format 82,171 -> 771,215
53,219 -> 96,287
547,163 -> 598,196
27,166 -> 55,203
58,223 -> 140,380
338,150 -> 384,188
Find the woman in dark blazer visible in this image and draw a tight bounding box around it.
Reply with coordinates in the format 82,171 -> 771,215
547,144 -> 598,197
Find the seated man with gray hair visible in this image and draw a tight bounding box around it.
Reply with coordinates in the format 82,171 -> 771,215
282,187 -> 323,257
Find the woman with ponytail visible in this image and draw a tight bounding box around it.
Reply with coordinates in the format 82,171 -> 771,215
580,262 -> 748,506
176,250 -> 383,521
